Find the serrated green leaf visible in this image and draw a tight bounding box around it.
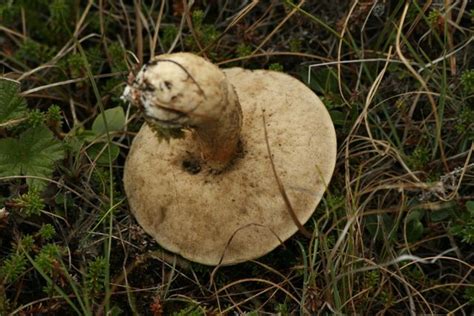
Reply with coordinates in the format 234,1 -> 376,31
92,106 -> 125,135
0,78 -> 28,125
0,125 -> 64,189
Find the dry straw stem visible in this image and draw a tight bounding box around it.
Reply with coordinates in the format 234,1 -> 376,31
221,0 -> 269,48
0,175 -> 100,214
199,1 -> 280,56
150,0 -> 166,57
250,0 -> 306,56
330,254 -> 433,314
362,46 -> 394,157
134,0 -> 143,65
17,33 -> 100,82
337,0 -> 359,109
219,51 -> 329,67
336,50 -> 398,265
262,111 -> 313,239
444,0 -> 456,75
396,3 -> 448,171
184,1 -> 207,58
215,277 -> 308,314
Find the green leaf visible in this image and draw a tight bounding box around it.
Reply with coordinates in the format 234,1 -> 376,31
430,209 -> 452,222
406,219 -> 424,243
92,106 -> 125,135
365,214 -> 396,241
87,143 -> 120,164
305,68 -> 338,94
405,210 -> 425,243
0,78 -> 28,126
0,126 -> 64,189
466,201 -> 474,215
406,209 -> 424,222
330,110 -> 346,126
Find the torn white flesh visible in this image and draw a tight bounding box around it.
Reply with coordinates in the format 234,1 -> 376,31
122,65 -> 188,128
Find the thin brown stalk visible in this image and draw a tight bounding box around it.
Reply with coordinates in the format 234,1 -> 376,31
396,3 -> 449,172
251,0 -> 306,55
134,0 -> 143,65
262,110 -> 313,239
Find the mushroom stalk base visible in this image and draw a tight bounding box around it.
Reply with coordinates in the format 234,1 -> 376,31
192,80 -> 242,170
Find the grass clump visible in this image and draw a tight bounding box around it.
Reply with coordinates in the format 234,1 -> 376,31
0,1 -> 472,314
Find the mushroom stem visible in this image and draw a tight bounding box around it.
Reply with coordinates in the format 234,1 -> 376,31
123,53 -> 243,170
193,80 -> 242,169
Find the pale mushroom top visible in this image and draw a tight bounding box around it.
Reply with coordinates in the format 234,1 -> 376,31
123,53 -> 337,266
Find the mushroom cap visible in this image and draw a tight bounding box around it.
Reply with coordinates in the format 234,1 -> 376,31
124,67 -> 337,265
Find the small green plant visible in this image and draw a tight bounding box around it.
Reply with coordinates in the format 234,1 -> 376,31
185,10 -> 220,52
85,256 -> 107,297
38,224 -> 56,240
0,253 -> 28,283
289,38 -> 302,52
0,235 -> 34,284
405,209 -> 425,243
0,79 -> 28,126
171,304 -> 203,316
0,79 -> 65,189
455,107 -> 474,134
162,25 -> 178,50
19,235 -> 35,251
366,270 -> 380,288
269,63 -> 284,72
46,105 -> 62,122
62,53 -> 86,80
275,303 -> 290,315
28,109 -> 46,127
86,106 -> 125,164
0,125 -> 64,189
14,190 -> 45,217
463,287 -> 474,305
460,69 -> 474,94
34,243 -> 63,276
451,201 -> 474,244
108,42 -> 128,73
14,39 -> 56,66
49,0 -> 72,26
236,43 -> 252,57
406,146 -> 430,170
427,9 -> 441,28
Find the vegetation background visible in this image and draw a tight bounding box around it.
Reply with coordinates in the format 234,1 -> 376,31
0,0 -> 473,314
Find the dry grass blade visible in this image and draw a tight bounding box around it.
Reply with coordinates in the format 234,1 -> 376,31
396,3 -> 448,171
262,110 -> 313,239
250,0 -> 306,55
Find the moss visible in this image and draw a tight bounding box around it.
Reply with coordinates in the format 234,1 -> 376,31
147,121 -> 185,142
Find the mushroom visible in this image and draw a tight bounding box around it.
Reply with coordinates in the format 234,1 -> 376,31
123,53 -> 337,266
